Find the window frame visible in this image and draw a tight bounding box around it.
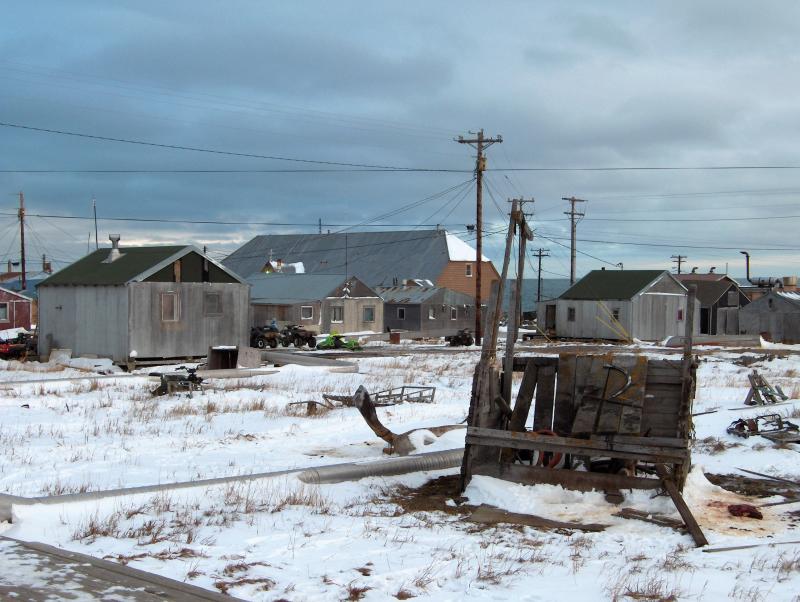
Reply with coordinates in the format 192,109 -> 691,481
428,306 -> 436,320
161,292 -> 180,322
204,292 -> 222,317
450,307 -> 457,321
0,302 -> 8,322
362,305 -> 375,323
300,305 -> 314,320
331,305 -> 344,323
465,263 -> 473,277
397,307 -> 406,320
567,307 -> 576,322
677,308 -> 684,321
612,307 -> 621,321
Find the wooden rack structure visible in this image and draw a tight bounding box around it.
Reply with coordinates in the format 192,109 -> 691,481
460,201 -> 707,546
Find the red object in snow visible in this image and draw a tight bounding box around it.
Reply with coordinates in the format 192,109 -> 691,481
728,504 -> 763,519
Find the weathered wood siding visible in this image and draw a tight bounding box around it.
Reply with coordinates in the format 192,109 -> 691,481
321,298 -> 383,334
128,282 -> 249,360
553,299 -> 633,340
436,260 -> 498,299
38,285 -> 129,360
0,289 -> 32,330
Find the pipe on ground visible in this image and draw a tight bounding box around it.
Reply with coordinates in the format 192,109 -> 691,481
298,449 -> 464,484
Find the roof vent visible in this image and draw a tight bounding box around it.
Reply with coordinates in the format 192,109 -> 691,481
103,234 -> 124,263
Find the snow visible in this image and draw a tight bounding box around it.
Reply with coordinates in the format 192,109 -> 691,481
0,327 -> 29,341
445,232 -> 489,262
1,341 -> 800,599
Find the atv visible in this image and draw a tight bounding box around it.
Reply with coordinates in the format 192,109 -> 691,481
250,325 -> 281,349
281,324 -> 317,348
445,328 -> 475,347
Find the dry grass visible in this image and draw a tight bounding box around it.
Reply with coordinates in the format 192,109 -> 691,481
695,436 -> 742,454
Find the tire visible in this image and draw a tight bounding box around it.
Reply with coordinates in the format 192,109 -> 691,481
294,336 -> 303,348
449,338 -> 458,347
307,337 -> 316,349
268,338 -> 278,349
256,337 -> 267,349
280,338 -> 290,347
465,336 -> 475,346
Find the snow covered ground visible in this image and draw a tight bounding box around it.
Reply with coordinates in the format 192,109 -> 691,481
1,343 -> 800,600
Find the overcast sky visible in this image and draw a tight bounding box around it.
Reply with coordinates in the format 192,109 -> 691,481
2,2 -> 799,280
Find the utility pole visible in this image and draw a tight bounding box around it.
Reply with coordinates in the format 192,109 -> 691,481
562,196 -> 587,284
318,218 -> 322,234
92,197 -> 99,250
456,129 -> 503,345
671,254 -> 687,274
17,191 -> 26,291
531,248 -> 550,302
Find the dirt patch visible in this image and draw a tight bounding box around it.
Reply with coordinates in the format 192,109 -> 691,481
385,475 -> 469,516
705,473 -> 799,499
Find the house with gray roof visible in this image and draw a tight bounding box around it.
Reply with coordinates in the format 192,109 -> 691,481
676,273 -> 749,335
378,285 -> 475,335
223,229 -> 500,302
249,273 -> 382,334
538,269 -> 699,341
739,290 -> 800,343
37,237 -> 249,363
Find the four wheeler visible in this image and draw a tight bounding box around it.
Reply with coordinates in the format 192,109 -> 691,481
0,332 -> 36,360
281,324 -> 317,348
249,325 -> 281,349
445,328 -> 475,347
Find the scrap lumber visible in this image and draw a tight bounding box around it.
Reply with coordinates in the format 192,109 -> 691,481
613,508 -> 687,532
469,504 -> 608,532
655,464 -> 708,547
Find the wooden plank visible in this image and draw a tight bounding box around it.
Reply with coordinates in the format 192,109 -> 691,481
469,504 -> 608,532
552,354 -> 577,434
619,355 -> 649,435
588,434 -> 687,448
512,356 -> 559,372
466,427 -> 689,462
595,355 -> 647,434
508,361 -> 537,432
570,354 -> 612,435
472,461 -> 662,492
613,508 -> 686,532
655,464 -> 708,547
532,365 -> 556,430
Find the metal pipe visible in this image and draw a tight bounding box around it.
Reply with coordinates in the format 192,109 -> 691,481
298,449 -> 464,484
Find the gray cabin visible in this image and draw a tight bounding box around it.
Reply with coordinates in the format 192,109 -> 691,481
539,270 -> 699,341
378,285 -> 475,334
676,274 -> 749,335
249,273 -> 383,334
739,290 -> 800,343
37,238 -> 249,363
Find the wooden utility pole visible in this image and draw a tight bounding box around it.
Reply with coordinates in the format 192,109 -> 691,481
92,197 -> 99,250
18,191 -> 26,291
457,130 -> 502,345
671,254 -> 687,274
531,248 -> 550,302
562,196 -> 587,285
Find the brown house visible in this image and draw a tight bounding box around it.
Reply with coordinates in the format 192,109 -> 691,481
0,286 -> 33,331
223,229 -> 499,301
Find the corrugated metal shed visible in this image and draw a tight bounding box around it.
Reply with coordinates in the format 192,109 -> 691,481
560,270 -> 666,300
223,230 -> 454,286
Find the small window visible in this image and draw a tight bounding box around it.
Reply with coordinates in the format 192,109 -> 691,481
465,264 -> 473,277
567,307 -> 576,322
451,307 -> 457,320
301,305 -> 314,320
363,306 -> 375,322
0,302 -> 8,322
726,291 -> 738,306
612,308 -> 620,321
428,307 -> 436,320
204,292 -> 222,316
397,307 -> 406,320
677,308 -> 684,321
331,306 -> 344,323
161,292 -> 179,322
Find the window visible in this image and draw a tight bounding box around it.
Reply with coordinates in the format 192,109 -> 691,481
451,307 -> 458,320
331,306 -> 344,323
0,302 -> 8,322
612,308 -> 620,321
465,264 -> 473,277
161,292 -> 179,322
677,308 -> 684,321
301,305 -> 314,320
397,307 -> 406,320
204,292 -> 222,316
363,306 -> 375,323
726,291 -> 739,306
428,307 -> 436,320
567,307 -> 576,322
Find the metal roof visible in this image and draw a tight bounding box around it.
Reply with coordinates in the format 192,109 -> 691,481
223,230 -> 462,287
377,285 -> 474,305
249,274 -> 371,304
678,278 -> 738,306
39,246 -> 245,286
560,270 -> 669,300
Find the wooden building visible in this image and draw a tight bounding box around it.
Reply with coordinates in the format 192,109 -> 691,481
0,286 -> 33,331
378,285 -> 475,334
223,229 -> 500,300
675,273 -> 749,335
739,290 -> 800,344
539,270 -> 699,341
37,238 -> 249,363
249,273 -> 382,334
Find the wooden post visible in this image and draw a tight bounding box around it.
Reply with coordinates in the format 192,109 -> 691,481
655,464 -> 708,547
677,284 -> 696,489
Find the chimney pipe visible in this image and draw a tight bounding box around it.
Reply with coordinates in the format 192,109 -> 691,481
709,266 -> 716,273
104,234 -> 123,263
740,251 -> 753,284
691,267 -> 698,274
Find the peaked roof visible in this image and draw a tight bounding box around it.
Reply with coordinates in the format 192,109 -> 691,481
249,273 -> 377,305
675,273 -> 730,282
223,230 -> 489,287
560,270 -> 670,301
0,285 -> 33,301
377,285 -> 473,304
39,246 -> 245,286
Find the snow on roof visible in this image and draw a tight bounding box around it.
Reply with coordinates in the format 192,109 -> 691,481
445,233 -> 489,262
777,291 -> 800,302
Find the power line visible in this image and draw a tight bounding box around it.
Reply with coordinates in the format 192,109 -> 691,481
537,233 -> 800,252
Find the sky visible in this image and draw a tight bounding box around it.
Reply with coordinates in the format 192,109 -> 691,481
1,1 -> 799,280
